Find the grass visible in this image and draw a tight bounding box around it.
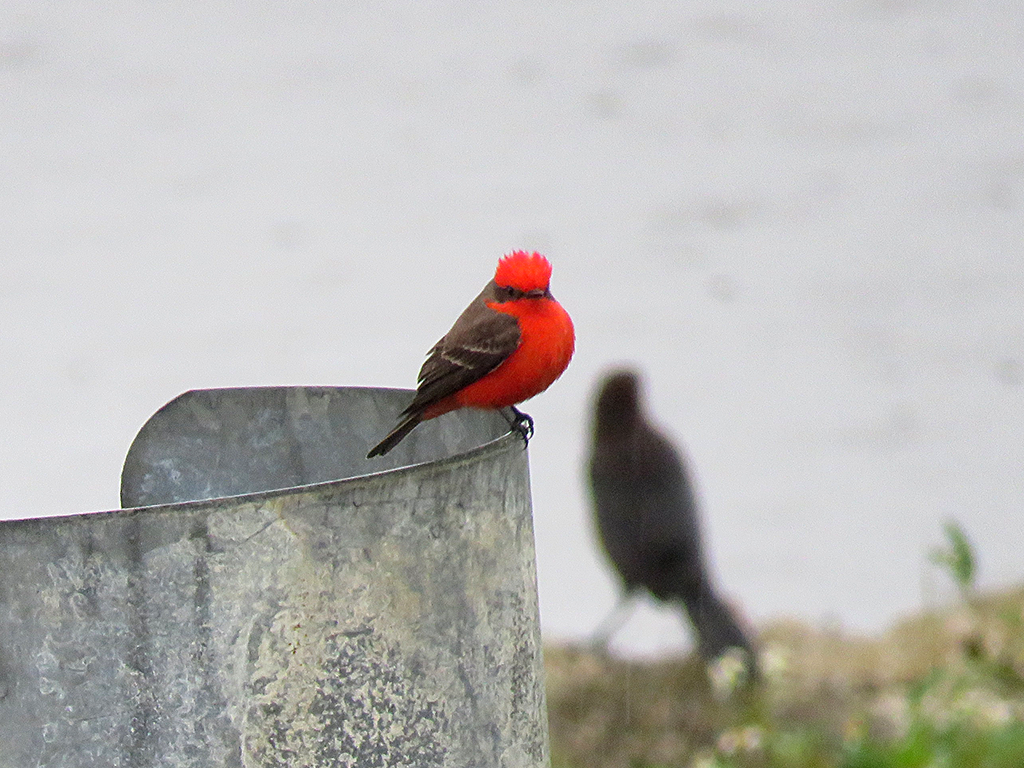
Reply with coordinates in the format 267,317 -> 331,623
545,525 -> 1024,768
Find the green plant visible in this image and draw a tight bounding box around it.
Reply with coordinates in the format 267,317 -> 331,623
930,520 -> 977,599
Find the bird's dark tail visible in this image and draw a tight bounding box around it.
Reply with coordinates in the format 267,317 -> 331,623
367,413 -> 422,458
680,586 -> 757,675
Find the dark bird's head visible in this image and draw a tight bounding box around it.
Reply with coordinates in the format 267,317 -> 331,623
593,369 -> 644,436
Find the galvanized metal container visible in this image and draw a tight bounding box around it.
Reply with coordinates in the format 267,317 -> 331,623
0,387 -> 549,768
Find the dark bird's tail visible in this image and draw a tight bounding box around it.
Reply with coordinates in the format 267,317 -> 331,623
367,413 -> 422,458
679,584 -> 757,673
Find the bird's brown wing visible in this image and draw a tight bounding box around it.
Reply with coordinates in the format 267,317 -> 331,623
401,283 -> 521,415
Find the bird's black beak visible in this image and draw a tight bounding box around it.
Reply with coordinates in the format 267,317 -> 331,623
525,288 -> 550,299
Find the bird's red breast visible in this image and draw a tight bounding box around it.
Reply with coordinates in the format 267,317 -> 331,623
446,292 -> 575,411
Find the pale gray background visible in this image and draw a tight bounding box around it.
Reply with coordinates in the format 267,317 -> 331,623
2,1 -> 1021,655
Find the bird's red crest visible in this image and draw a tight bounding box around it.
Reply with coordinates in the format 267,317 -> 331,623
494,251 -> 553,292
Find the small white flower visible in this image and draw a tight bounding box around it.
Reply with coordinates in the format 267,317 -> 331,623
716,729 -> 741,756
708,646 -> 751,698
739,725 -> 764,752
760,644 -> 790,680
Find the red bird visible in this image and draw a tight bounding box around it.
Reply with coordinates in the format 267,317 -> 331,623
367,251 -> 575,458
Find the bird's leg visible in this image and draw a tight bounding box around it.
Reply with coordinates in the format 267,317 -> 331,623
587,591 -> 637,653
505,406 -> 534,445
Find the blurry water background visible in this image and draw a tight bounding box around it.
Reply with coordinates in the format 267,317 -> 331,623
2,0 -> 1021,656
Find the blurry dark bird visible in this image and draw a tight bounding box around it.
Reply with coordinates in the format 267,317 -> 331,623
587,369 -> 756,669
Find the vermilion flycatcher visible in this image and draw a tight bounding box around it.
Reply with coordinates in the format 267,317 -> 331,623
367,251 -> 575,458
588,369 -> 756,670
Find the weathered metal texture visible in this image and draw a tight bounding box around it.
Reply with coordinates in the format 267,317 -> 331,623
0,387 -> 549,768
120,386 -> 515,507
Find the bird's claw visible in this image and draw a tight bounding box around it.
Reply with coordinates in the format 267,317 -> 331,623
509,406 -> 534,446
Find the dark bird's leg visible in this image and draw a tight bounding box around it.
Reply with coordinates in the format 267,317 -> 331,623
588,590 -> 637,651
504,406 -> 535,445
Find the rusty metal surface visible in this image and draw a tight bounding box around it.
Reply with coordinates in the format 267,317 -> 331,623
0,387 -> 548,768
